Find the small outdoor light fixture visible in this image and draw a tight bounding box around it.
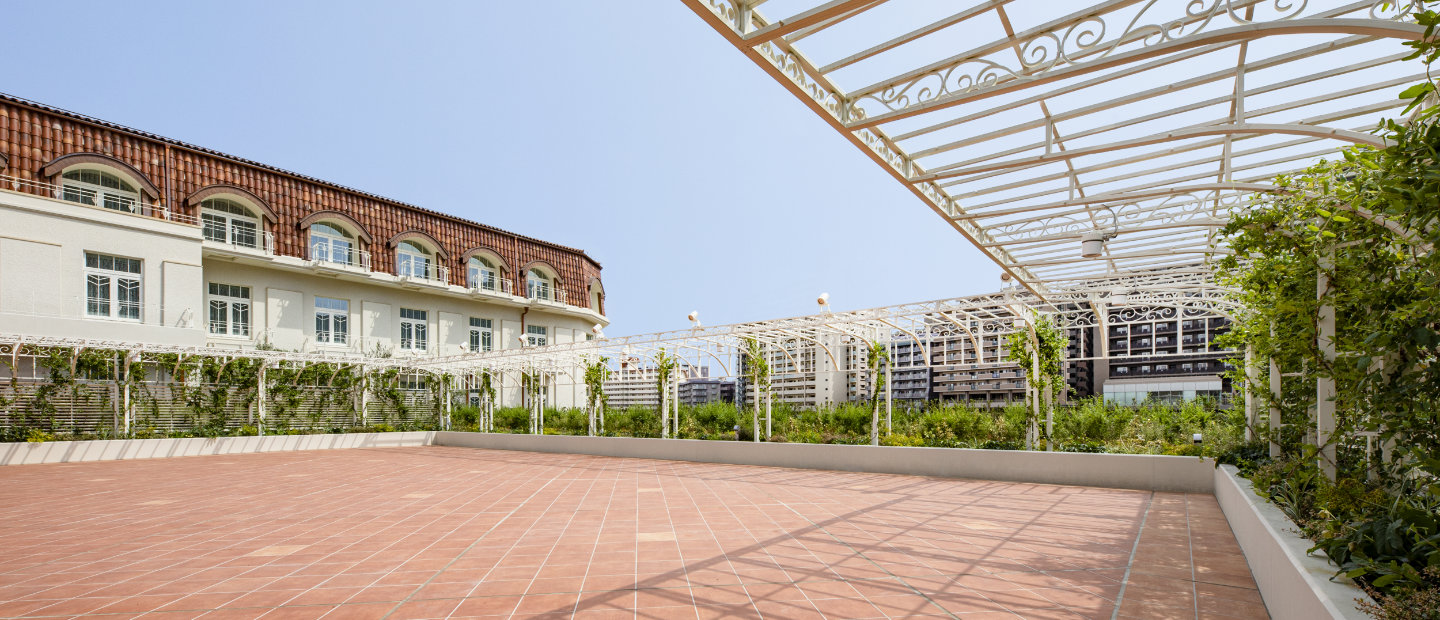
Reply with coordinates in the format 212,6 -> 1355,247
592,324 -> 605,338
1110,288 -> 1129,305
516,335 -> 527,347
1082,207 -> 1120,258
688,311 -> 701,329
1192,433 -> 1203,446
1080,228 -> 1117,258
817,292 -> 830,307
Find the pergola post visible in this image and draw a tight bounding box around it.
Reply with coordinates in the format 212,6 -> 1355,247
121,352 -> 135,437
443,376 -> 452,431
1317,250 -> 1337,480
660,367 -> 669,439
1244,346 -> 1258,442
764,386 -> 772,440
884,349 -> 892,436
257,363 -> 267,437
1029,349 -> 1040,451
1269,322 -> 1282,459
1045,382 -> 1054,452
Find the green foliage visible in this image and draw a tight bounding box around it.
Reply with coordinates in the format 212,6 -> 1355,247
583,357 -> 610,411
1213,10 -> 1440,597
492,407 -> 531,433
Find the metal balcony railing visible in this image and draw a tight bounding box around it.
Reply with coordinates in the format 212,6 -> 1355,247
206,231 -> 276,256
470,276 -> 515,296
2,174 -> 199,226
309,242 -> 371,270
398,262 -> 449,285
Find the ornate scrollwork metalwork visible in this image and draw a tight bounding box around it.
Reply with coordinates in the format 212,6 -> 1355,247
849,0 -> 1332,119
986,189 -> 1245,243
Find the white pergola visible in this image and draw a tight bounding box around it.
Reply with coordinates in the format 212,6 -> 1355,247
680,0 -> 1421,293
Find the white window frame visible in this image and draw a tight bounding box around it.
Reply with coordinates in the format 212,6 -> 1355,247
207,283 -> 251,338
200,199 -> 261,249
468,256 -> 498,291
314,297 -> 349,345
310,222 -> 354,266
526,324 -> 548,347
84,252 -> 142,321
396,241 -> 432,279
469,317 -> 493,352
527,268 -> 552,301
400,308 -> 428,351
62,169 -> 141,213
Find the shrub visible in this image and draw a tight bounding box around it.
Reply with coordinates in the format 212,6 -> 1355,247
492,407 -> 530,433
880,434 -> 925,447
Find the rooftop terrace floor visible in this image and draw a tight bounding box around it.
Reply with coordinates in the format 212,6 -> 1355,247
0,447 -> 1267,619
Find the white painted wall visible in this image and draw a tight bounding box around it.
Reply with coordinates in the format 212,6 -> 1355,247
0,189 -> 599,408
201,261 -> 595,407
0,189 -> 205,346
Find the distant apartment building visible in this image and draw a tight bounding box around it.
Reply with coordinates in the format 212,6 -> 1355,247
678,376 -> 735,406
1098,315 -> 1233,404
603,359 -> 722,409
739,301 -> 1234,410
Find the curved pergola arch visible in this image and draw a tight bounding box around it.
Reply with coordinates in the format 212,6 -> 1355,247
297,210 -> 374,244
187,184 -> 278,223
388,230 -> 450,260
40,152 -> 161,201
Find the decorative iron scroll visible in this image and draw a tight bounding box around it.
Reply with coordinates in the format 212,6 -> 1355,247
844,0 -> 1408,120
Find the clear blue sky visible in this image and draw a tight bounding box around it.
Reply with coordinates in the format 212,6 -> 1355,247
3,1 -> 998,336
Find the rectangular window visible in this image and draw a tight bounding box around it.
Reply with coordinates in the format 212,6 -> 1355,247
231,219 -> 258,248
315,297 -> 349,345
526,324 -> 547,347
202,212 -> 259,248
469,317 -> 493,352
84,252 -> 141,321
400,308 -> 428,351
201,213 -> 228,243
399,373 -> 426,391
207,283 -> 251,337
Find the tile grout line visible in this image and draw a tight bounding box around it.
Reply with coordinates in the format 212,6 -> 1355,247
752,485 -> 962,619
1109,491 -> 1155,620
1187,494 -> 1199,620
379,461 -> 579,620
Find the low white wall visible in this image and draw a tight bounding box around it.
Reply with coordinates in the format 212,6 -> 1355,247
1213,465 -> 1368,619
0,431 -> 435,466
433,432 -> 1216,492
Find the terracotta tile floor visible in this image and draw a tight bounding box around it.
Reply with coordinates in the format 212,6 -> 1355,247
0,447 -> 1268,619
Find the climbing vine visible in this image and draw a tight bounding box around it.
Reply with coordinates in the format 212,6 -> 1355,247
1006,311 -> 1067,445
865,340 -> 889,445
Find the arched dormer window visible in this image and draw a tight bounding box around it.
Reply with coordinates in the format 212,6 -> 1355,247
527,267 -> 554,301
589,278 -> 604,314
200,198 -> 260,248
468,255 -> 499,291
42,153 -> 161,215
310,222 -> 355,266
396,240 -> 433,279
61,169 -> 140,213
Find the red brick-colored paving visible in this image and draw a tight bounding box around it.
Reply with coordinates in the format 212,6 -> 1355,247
0,447 -> 1267,619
